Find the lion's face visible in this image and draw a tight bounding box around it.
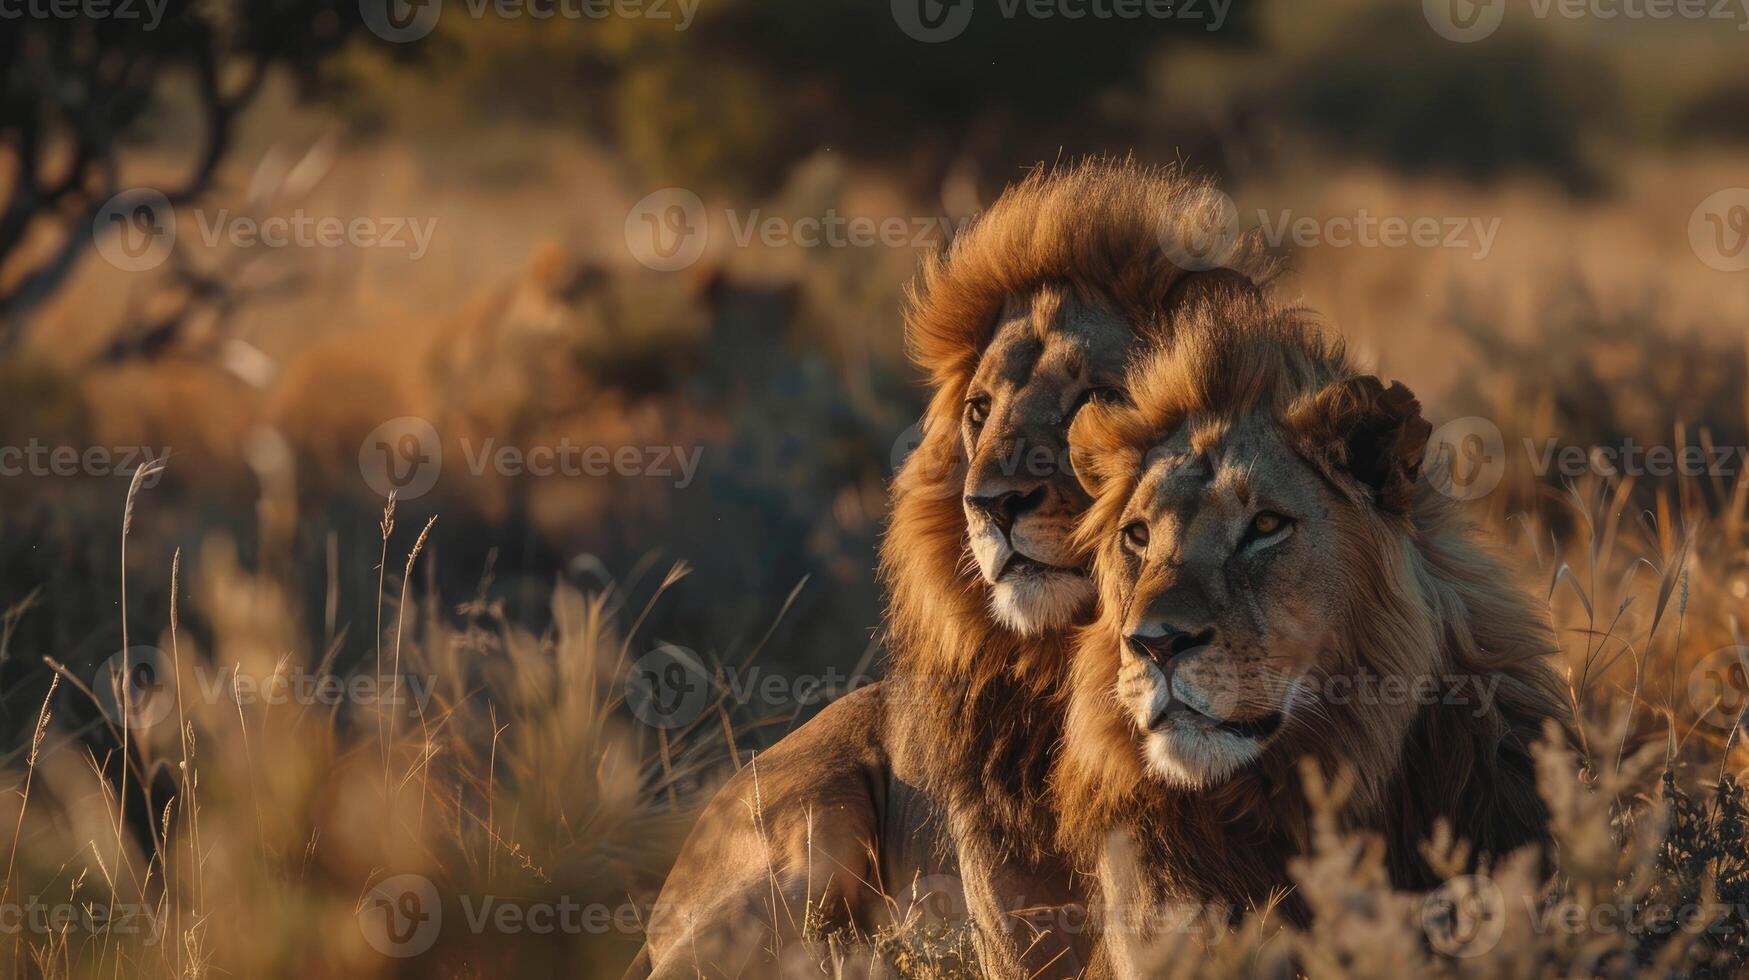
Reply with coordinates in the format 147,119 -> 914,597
960,293 -> 1132,635
1075,366 -> 1434,790
1096,412 -> 1346,786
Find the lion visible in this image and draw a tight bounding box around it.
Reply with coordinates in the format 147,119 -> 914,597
1052,293 -> 1572,976
628,160 -> 1279,979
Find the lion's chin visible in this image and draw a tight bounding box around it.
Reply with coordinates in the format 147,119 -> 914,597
988,569 -> 1094,636
1142,728 -> 1264,788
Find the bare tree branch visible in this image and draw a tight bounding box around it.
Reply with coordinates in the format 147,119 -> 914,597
0,1 -> 384,353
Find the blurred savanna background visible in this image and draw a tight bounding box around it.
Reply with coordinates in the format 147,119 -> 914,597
3,0 -> 1749,975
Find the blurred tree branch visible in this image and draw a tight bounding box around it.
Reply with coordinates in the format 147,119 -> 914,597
0,0 -> 383,353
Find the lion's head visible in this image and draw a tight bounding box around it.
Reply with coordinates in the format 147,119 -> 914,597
1055,294 -> 1568,901
1068,297 -> 1434,789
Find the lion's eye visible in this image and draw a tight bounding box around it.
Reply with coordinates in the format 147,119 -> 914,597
1122,521 -> 1150,550
1241,511 -> 1293,549
965,396 -> 991,427
1070,385 -> 1124,416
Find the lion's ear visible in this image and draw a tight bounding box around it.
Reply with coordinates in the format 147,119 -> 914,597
1289,376 -> 1431,514
1068,402 -> 1119,499
1162,267 -> 1262,324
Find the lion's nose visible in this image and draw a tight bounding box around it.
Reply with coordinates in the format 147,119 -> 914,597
1124,625 -> 1215,663
964,486 -> 1045,534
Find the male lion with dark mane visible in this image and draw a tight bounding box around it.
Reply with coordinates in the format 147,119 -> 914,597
1054,294 -> 1573,977
628,161 -> 1276,978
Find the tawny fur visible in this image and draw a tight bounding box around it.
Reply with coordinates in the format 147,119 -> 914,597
1051,301 -> 1574,932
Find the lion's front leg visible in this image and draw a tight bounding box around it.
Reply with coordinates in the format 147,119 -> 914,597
635,686 -> 893,979
957,844 -> 1089,979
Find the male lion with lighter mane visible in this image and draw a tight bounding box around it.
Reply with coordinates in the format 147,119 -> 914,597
627,161 -> 1277,978
1054,295 -> 1572,977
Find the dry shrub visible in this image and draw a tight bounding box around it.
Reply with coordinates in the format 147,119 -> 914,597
1111,714 -> 1743,980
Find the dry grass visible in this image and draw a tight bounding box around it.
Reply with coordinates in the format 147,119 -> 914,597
0,482 -> 712,978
